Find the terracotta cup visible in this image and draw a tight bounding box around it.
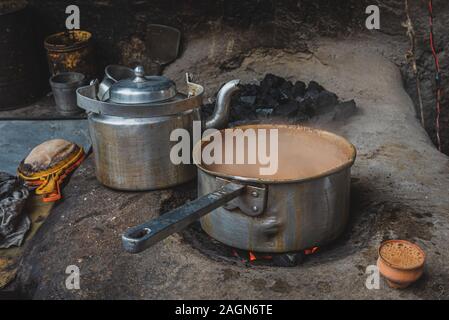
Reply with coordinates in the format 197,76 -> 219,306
377,240 -> 426,289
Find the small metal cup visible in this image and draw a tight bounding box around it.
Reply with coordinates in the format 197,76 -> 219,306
49,72 -> 86,115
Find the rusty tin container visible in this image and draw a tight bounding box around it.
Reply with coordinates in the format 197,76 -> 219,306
44,30 -> 96,78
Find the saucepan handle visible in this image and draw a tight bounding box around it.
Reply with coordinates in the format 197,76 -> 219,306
122,182 -> 246,253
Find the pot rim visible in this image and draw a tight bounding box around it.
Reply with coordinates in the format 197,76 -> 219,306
193,124 -> 357,184
49,72 -> 86,88
44,30 -> 92,52
378,240 -> 426,271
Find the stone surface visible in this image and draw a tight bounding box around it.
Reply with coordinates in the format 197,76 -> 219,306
11,39 -> 449,299
0,95 -> 85,120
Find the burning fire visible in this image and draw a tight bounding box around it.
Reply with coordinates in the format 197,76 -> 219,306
249,251 -> 257,261
304,247 -> 319,255
231,247 -> 319,263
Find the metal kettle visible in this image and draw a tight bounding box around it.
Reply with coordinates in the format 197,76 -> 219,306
77,65 -> 240,190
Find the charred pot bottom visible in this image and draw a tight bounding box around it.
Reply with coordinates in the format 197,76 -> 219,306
180,222 -> 318,268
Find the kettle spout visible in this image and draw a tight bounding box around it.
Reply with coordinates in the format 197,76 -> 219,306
205,79 -> 240,130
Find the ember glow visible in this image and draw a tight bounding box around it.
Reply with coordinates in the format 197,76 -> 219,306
249,251 -> 257,261
304,247 -> 319,255
231,247 -> 319,263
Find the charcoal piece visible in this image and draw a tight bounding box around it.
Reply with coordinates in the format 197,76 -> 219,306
240,84 -> 259,97
304,80 -> 325,101
260,73 -> 286,92
307,80 -> 324,93
317,90 -> 339,107
256,107 -> 273,118
230,104 -> 257,122
278,93 -> 290,104
271,252 -> 305,267
298,98 -> 316,118
294,109 -> 310,123
296,114 -> 309,123
292,81 -> 306,98
260,94 -> 280,109
333,100 -> 357,120
314,90 -> 339,115
240,96 -> 257,105
304,88 -> 320,100
269,88 -> 282,101
200,103 -> 214,118
272,101 -> 299,117
279,81 -> 293,101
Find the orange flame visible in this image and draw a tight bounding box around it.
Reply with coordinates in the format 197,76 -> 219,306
249,251 -> 257,261
304,247 -> 319,255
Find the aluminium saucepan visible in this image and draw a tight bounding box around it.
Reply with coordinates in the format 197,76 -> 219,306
122,124 -> 356,253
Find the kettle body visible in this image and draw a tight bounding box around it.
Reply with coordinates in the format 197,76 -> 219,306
77,66 -> 240,190
89,109 -> 199,190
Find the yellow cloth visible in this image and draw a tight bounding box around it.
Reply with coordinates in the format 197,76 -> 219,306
18,140 -> 85,202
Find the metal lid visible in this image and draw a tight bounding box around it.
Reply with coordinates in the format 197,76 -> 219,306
109,66 -> 177,104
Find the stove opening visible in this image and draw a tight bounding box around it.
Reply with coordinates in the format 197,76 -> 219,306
180,222 -> 319,268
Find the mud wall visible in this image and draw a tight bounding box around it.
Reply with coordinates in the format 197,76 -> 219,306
20,0 -> 449,154
399,0 -> 449,154
25,0 -> 376,70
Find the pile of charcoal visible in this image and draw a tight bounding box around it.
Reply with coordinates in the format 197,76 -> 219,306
202,74 -> 356,124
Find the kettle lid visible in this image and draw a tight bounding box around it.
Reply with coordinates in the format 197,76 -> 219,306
109,66 -> 177,104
